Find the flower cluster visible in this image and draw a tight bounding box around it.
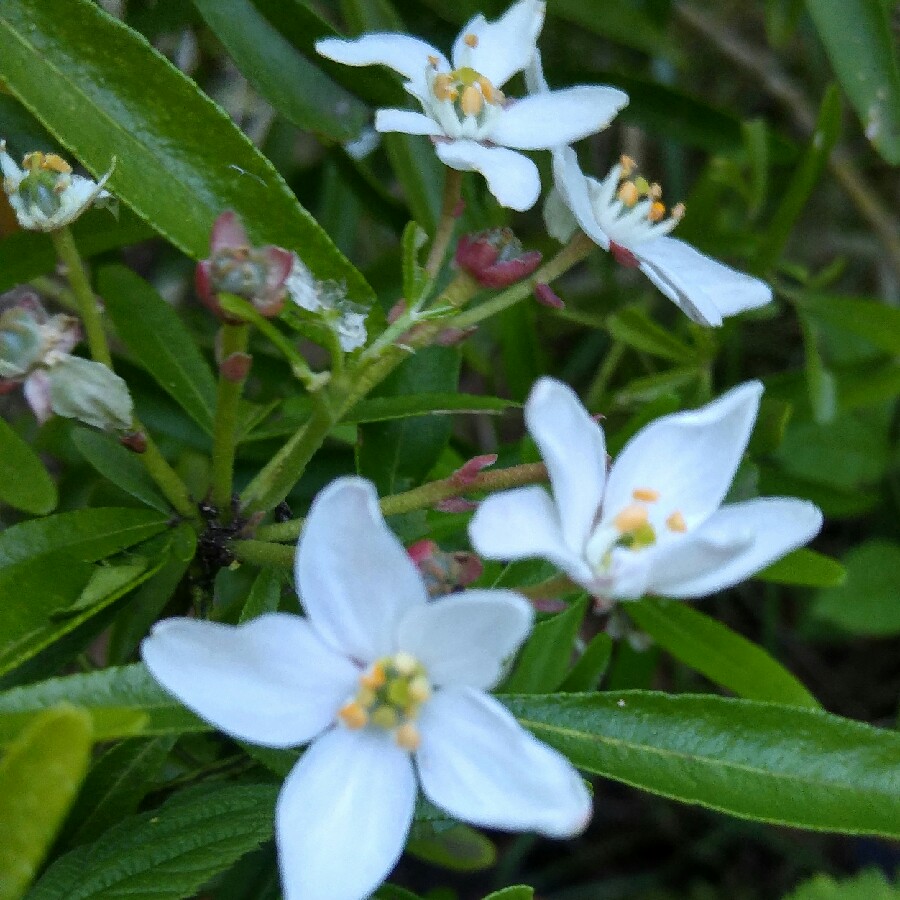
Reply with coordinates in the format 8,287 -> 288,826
0,141 -> 115,232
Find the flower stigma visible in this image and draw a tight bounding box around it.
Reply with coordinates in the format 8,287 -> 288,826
337,651 -> 432,750
12,151 -> 74,219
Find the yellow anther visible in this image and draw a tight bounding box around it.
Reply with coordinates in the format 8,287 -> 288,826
666,511 -> 687,533
408,675 -> 431,704
648,201 -> 666,223
428,54 -> 439,67
392,651 -> 418,676
617,181 -> 639,206
477,75 -> 502,105
360,662 -> 386,690
614,503 -> 649,534
460,84 -> 483,117
395,722 -> 421,751
370,705 -> 399,729
42,154 -> 72,174
433,73 -> 456,102
671,202 -> 686,220
464,32 -> 479,48
619,155 -> 636,177
649,182 -> 662,200
632,487 -> 660,503
338,701 -> 368,730
22,152 -> 43,171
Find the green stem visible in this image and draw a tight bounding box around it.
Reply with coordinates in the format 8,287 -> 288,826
255,460 -> 548,543
50,226 -> 112,367
586,341 -> 626,409
450,231 -> 595,332
211,323 -> 250,520
519,573 -> 581,600
231,539 -> 294,568
140,435 -> 196,519
424,168 -> 463,277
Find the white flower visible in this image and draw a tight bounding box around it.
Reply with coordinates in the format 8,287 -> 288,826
0,142 -> 114,231
316,0 -> 628,211
142,477 -> 590,900
469,378 -> 823,605
286,255 -> 368,351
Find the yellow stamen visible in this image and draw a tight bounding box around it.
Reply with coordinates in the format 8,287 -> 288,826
648,201 -> 666,223
632,487 -> 660,503
649,182 -> 662,200
370,705 -> 399,729
427,54 -> 439,67
617,181 -> 639,206
392,651 -> 418,676
408,675 -> 431,703
460,84 -> 483,117
464,32 -> 479,48
619,154 -> 636,177
42,154 -> 72,174
360,662 -> 386,690
477,75 -> 501,105
671,202 -> 686,220
614,503 -> 649,533
338,702 -> 368,730
666,511 -> 687,533
395,722 -> 421,751
433,73 -> 456,102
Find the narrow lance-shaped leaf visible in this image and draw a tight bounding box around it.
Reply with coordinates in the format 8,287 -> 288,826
0,0 -> 372,299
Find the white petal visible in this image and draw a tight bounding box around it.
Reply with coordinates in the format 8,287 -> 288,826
0,141 -> 23,184
603,381 -> 763,531
396,590 -> 533,690
489,87 -> 628,150
417,686 -> 592,837
296,477 -> 427,663
525,377 -> 607,556
468,485 -> 595,587
375,108 -> 443,136
452,0 -> 545,87
645,497 -> 824,598
316,34 -> 447,95
434,139 -> 540,211
551,147 -> 610,249
140,615 -> 358,748
636,236 -> 773,327
277,727 -> 416,900
523,52 -> 550,94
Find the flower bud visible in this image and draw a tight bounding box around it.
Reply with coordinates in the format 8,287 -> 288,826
407,539 -> 483,597
0,298 -> 80,379
196,211 -> 294,322
455,228 -> 542,288
46,354 -> 133,433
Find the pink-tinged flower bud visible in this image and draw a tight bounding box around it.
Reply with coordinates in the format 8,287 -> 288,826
219,351 -> 252,383
451,453 -> 497,488
609,241 -> 640,269
407,539 -> 483,597
120,431 -> 148,454
196,211 -> 294,322
534,282 -> 564,309
434,325 -> 477,346
455,228 -> 542,288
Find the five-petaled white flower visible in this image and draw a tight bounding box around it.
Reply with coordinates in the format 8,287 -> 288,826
469,378 -> 823,606
524,61 -> 771,326
316,0 -> 628,211
142,477 -> 590,900
0,141 -> 114,232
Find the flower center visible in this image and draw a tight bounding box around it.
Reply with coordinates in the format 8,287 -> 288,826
337,652 -> 432,751
12,152 -> 74,218
615,156 -> 685,226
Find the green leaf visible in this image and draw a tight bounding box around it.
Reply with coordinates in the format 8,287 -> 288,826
482,889 -> 534,900
401,221 -> 430,305
505,692 -> 900,837
192,0 -> 368,141
502,598 -> 588,694
27,783 -> 278,900
606,307 -> 697,363
0,707 -> 93,900
71,428 -> 169,513
0,417 -> 57,515
793,292 -> 900,355
98,265 -> 217,434
784,869 -> 900,900
756,548 -> 846,587
407,823 -> 496,872
0,0 -> 372,299
0,664 -> 201,746
625,599 -> 819,708
804,0 -> 900,163
559,632 -> 613,692
757,85 -> 842,269
61,735 -> 176,849
0,507 -> 169,567
239,568 -> 283,623
810,540 -> 900,636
